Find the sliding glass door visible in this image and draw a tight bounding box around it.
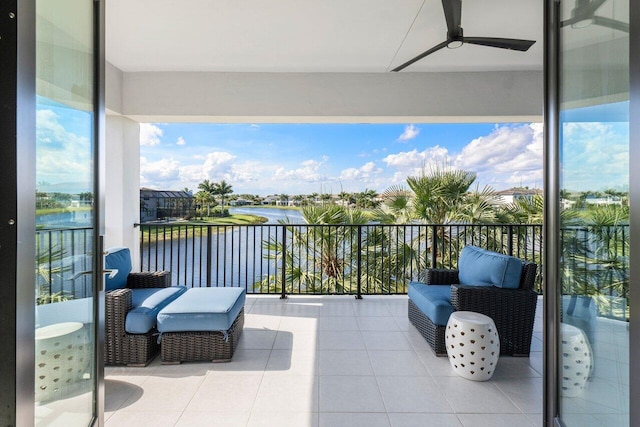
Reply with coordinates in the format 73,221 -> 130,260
557,0 -> 629,425
35,0 -> 101,425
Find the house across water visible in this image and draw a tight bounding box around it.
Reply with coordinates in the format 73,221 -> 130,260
140,188 -> 195,222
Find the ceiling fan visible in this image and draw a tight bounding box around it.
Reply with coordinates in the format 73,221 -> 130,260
392,0 -> 536,72
561,0 -> 629,33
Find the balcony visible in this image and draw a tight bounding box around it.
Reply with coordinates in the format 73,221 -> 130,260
36,221 -> 628,426
105,294 -> 544,427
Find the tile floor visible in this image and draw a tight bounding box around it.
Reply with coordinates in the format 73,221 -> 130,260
105,295 -> 545,427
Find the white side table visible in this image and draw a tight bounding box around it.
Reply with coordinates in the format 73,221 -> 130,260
445,311 -> 500,381
35,322 -> 90,402
560,323 -> 593,397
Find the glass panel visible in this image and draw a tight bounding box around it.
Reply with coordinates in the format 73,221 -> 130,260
559,0 -> 629,425
34,0 -> 96,425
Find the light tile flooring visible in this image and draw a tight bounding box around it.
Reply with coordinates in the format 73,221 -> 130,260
105,295 -> 544,427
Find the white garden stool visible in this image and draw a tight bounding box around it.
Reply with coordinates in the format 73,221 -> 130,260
560,323 -> 593,397
35,322 -> 90,402
445,311 -> 500,381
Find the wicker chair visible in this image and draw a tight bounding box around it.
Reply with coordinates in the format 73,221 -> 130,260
104,271 -> 172,366
104,246 -> 174,367
408,261 -> 538,357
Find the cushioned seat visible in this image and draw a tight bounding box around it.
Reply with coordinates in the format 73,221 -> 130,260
125,287 -> 187,334
407,282 -> 456,326
157,287 -> 246,333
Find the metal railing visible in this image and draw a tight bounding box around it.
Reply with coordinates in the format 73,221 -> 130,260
35,226 -> 94,302
33,223 -> 629,309
138,223 -> 545,296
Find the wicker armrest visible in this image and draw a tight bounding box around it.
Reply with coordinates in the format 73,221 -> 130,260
127,271 -> 172,289
105,288 -> 132,330
425,268 -> 459,285
450,283 -> 538,356
105,287 -> 133,361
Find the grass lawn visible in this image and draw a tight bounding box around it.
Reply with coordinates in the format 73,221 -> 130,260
186,214 -> 268,225
140,213 -> 268,243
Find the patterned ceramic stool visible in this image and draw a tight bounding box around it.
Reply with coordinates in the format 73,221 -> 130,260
560,323 -> 593,397
445,311 -> 500,381
35,322 -> 90,402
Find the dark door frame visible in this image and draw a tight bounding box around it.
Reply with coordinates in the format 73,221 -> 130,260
0,0 -> 105,424
0,0 -> 36,425
545,0 -> 638,426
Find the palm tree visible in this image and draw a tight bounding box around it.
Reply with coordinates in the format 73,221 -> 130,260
214,180 -> 233,216
381,166 -> 500,268
319,193 -> 332,206
371,185 -> 414,224
337,191 -> 350,206
198,179 -> 216,195
308,192 -> 319,205
194,190 -> 213,218
256,204 -> 371,294
278,194 -> 289,206
355,189 -> 378,209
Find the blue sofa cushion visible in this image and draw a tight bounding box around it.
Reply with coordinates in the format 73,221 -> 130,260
408,282 -> 454,326
458,246 -> 523,289
157,288 -> 246,333
105,247 -> 133,291
125,286 -> 187,334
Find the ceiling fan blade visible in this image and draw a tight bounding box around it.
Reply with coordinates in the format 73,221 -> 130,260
392,41 -> 449,72
592,15 -> 629,33
442,0 -> 462,33
582,0 -> 607,16
463,37 -> 535,52
560,16 -> 578,28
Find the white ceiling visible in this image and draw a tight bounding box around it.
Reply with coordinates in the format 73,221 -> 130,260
106,0 -> 544,73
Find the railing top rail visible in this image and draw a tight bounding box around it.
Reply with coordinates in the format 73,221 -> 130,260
136,222 -> 545,228
36,226 -> 93,232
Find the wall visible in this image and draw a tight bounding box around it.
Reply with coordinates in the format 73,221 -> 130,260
104,115 -> 140,268
119,70 -> 544,123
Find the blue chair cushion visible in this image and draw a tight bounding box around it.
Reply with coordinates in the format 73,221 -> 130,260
125,286 -> 187,334
157,288 -> 246,333
408,282 -> 454,326
105,247 -> 133,291
458,246 -> 523,289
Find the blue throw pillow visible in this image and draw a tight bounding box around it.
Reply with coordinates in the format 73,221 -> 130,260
104,247 -> 133,291
458,246 -> 523,289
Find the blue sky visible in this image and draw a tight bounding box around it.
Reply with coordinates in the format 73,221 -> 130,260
140,122 -> 547,196
34,97 -> 629,196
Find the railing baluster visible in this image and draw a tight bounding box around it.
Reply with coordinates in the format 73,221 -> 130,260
206,226 -> 212,287
356,225 -> 362,299
281,226 -> 287,299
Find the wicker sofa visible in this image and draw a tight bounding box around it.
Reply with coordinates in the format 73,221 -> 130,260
408,245 -> 538,357
104,247 -> 186,366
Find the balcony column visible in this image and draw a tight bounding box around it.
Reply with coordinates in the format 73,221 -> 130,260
105,114 -> 141,268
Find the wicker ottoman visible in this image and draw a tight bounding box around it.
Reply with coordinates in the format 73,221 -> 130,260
157,287 -> 245,364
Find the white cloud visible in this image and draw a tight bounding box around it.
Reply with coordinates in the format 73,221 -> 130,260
382,146 -> 450,183
178,151 -> 237,183
561,122 -> 628,191
274,158 -> 329,182
140,123 -> 163,146
36,109 -> 92,189
454,124 -> 543,188
339,162 -> 381,180
397,124 -> 420,142
176,136 -> 186,146
140,157 -> 180,186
